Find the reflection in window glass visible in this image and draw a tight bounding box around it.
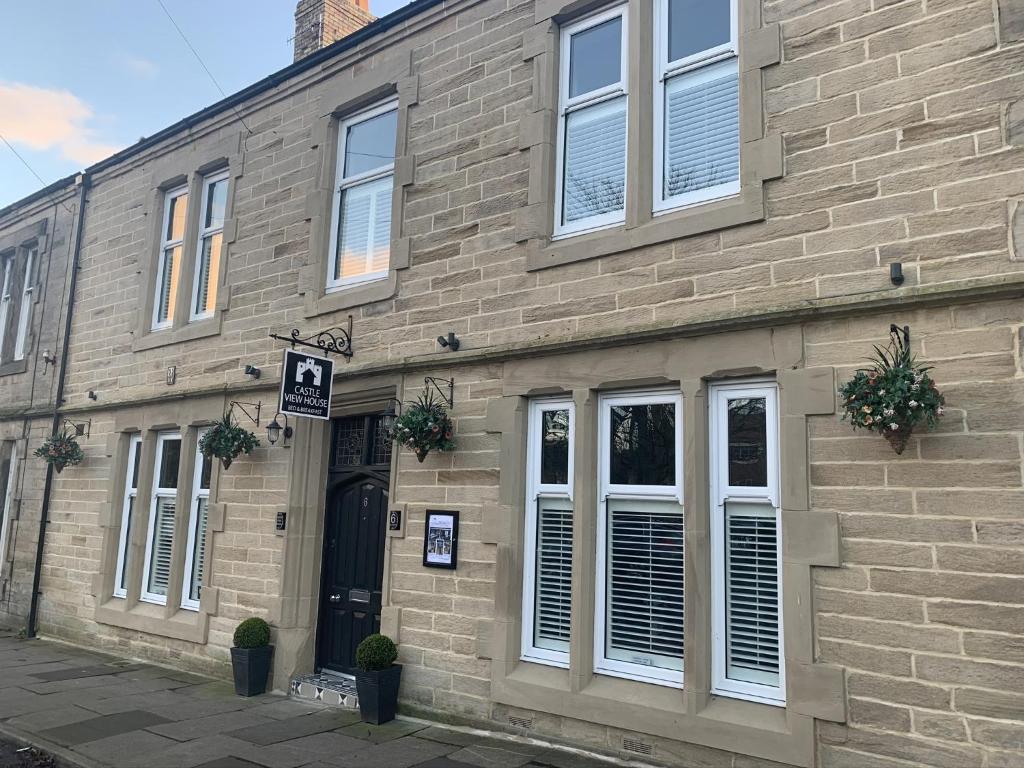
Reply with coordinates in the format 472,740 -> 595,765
609,403 -> 676,486
668,0 -> 731,63
569,17 -> 622,99
540,409 -> 570,485
158,438 -> 181,489
727,397 -> 767,487
344,109 -> 398,177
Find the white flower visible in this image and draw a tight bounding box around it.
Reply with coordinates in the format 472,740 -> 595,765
883,408 -> 895,417
889,423 -> 899,430
908,400 -> 918,407
911,383 -> 919,391
880,389 -> 887,395
937,407 -> 945,416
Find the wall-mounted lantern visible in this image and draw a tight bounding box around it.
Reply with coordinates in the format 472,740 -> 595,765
266,412 -> 293,447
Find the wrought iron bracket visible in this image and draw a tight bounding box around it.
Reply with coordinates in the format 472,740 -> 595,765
229,401 -> 262,427
425,377 -> 455,409
62,418 -> 90,438
269,315 -> 353,359
890,323 -> 910,349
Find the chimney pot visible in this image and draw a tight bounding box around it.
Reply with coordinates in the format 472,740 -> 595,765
294,0 -> 375,62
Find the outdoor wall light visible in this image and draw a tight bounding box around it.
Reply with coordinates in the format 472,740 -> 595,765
244,364 -> 261,379
42,349 -> 57,370
382,398 -> 403,438
266,413 -> 293,447
890,262 -> 905,286
437,332 -> 460,352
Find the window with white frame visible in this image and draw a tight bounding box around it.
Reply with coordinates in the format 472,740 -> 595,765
141,432 -> 181,604
191,174 -> 228,321
152,187 -> 188,330
13,247 -> 34,361
596,391 -> 684,686
0,442 -> 16,566
710,381 -> 784,705
555,5 -> 629,238
522,399 -> 575,666
182,432 -> 212,610
113,435 -> 142,599
655,0 -> 739,212
0,256 -> 12,360
327,101 -> 398,291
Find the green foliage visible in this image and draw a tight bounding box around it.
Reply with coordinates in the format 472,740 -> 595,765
233,617 -> 271,649
199,412 -> 260,469
33,429 -> 85,472
355,633 -> 398,672
391,391 -> 456,462
839,333 -> 945,453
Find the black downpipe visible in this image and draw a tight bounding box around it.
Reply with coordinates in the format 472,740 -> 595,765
26,172 -> 89,638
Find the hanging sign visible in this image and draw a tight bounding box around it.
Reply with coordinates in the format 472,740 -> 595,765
279,348 -> 334,420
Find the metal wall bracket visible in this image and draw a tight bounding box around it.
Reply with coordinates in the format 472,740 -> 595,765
425,377 -> 455,409
269,315 -> 353,359
229,401 -> 262,427
62,418 -> 90,438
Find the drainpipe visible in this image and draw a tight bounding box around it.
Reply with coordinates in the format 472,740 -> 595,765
26,172 -> 89,638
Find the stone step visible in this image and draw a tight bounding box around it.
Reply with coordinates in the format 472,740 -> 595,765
289,672 -> 359,709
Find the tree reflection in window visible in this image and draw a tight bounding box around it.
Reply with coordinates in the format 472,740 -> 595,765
540,409 -> 570,485
727,397 -> 767,487
609,403 -> 675,486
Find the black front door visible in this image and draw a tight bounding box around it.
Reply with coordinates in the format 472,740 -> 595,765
316,415 -> 392,675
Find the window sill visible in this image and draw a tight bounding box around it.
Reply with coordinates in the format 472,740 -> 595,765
526,186 -> 763,272
0,359 -> 29,378
94,598 -> 209,644
132,317 -> 221,352
304,271 -> 397,318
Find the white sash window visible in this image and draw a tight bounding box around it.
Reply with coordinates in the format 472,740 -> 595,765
0,256 -> 12,360
152,188 -> 188,330
0,443 -> 16,567
655,0 -> 740,212
555,5 -> 628,238
190,173 -> 228,321
327,101 -> 398,291
182,431 -> 212,610
113,435 -> 142,599
710,381 -> 784,705
596,391 -> 684,687
141,432 -> 181,604
522,399 -> 575,667
13,247 -> 34,360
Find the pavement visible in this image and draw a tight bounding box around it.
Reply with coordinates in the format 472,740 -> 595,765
0,630 -> 621,768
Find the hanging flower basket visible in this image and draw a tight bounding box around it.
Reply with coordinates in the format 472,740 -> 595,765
199,412 -> 260,470
391,391 -> 456,463
34,429 -> 85,473
839,328 -> 945,454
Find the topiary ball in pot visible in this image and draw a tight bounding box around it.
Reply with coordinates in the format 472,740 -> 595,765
354,633 -> 401,724
230,617 -> 273,696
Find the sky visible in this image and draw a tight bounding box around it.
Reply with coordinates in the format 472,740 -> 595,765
0,0 -> 414,208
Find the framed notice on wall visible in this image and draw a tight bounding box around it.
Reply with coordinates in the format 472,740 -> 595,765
422,510 -> 459,570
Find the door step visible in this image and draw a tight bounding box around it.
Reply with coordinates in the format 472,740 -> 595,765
290,673 -> 359,709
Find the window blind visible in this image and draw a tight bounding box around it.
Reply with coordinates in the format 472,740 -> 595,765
725,502 -> 780,686
337,176 -> 392,281
606,500 -> 684,670
194,235 -> 220,317
563,97 -> 627,224
664,66 -> 739,198
147,497 -> 176,596
157,247 -> 178,325
534,497 -> 573,652
189,498 -> 208,603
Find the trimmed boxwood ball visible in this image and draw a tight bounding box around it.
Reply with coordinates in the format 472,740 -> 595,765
356,634 -> 398,672
233,617 -> 271,649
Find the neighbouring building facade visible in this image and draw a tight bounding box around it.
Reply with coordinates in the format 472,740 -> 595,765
2,0 -> 1024,765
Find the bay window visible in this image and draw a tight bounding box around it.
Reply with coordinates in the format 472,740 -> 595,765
655,0 -> 740,212
327,100 -> 398,291
596,392 -> 684,686
522,400 -> 575,666
182,432 -> 212,610
141,432 -> 181,604
152,187 -> 188,330
113,435 -> 142,599
710,381 -> 783,704
191,173 -> 228,321
555,5 -> 628,238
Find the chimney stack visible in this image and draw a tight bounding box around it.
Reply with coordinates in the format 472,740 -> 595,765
294,0 -> 375,62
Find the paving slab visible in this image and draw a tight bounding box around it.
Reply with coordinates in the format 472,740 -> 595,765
530,749 -> 620,768
445,743 -> 544,768
244,700 -> 334,722
267,732 -> 367,762
29,664 -> 144,683
194,759 -> 266,768
148,711 -> 276,742
330,736 -> 453,768
39,709 -> 172,746
227,712 -> 349,746
71,729 -> 180,767
335,719 -> 427,744
20,675 -> 128,696
6,705 -> 101,733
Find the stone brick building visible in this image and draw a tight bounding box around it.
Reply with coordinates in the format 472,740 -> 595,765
4,0 -> 1024,765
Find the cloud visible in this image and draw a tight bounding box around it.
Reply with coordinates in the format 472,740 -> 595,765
0,81 -> 122,166
119,54 -> 159,80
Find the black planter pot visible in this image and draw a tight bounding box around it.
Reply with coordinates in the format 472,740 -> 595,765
355,665 -> 402,724
230,645 -> 273,696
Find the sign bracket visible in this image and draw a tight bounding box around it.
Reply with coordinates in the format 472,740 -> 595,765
269,315 -> 354,359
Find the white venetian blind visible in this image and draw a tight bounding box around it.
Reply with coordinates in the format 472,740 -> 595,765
664,64 -> 739,199
563,97 -> 627,224
337,176 -> 392,281
606,500 -> 685,670
725,501 -> 780,686
534,496 -> 573,652
147,497 -> 176,596
189,498 -> 208,603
